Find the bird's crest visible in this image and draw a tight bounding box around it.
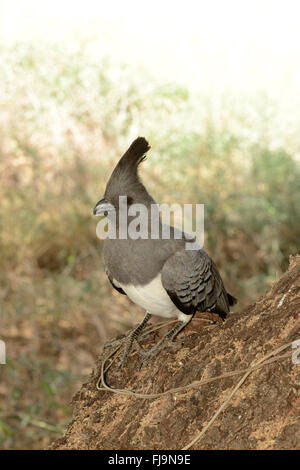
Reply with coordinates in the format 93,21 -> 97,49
117,137 -> 150,171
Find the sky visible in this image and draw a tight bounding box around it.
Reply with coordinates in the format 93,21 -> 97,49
1,0 -> 300,93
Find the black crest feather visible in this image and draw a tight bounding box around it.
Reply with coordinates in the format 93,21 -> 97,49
117,137 -> 150,170
104,137 -> 152,202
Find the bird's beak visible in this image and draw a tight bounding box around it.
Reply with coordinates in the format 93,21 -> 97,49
93,198 -> 114,216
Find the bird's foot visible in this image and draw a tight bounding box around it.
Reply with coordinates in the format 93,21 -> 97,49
117,349 -> 130,370
104,312 -> 152,369
137,319 -> 191,368
117,338 -> 144,369
103,333 -> 137,369
138,348 -> 162,369
103,335 -> 128,349
137,337 -> 175,369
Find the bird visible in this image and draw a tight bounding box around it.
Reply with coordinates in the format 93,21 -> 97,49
93,137 -> 236,368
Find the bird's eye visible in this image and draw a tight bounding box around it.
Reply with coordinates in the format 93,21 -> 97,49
127,196 -> 134,205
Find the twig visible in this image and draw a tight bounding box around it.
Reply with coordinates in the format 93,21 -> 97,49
182,341 -> 296,449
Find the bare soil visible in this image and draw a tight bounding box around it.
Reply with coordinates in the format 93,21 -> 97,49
50,255 -> 300,450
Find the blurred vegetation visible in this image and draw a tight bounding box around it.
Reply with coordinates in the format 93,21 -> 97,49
0,41 -> 299,449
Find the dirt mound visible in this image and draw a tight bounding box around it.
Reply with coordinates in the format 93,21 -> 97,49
50,256 -> 300,450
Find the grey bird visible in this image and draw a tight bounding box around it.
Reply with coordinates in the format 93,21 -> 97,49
93,137 -> 236,368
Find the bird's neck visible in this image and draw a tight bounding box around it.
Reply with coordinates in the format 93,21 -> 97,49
107,201 -> 161,239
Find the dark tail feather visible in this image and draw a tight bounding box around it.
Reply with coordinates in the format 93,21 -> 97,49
227,292 -> 237,306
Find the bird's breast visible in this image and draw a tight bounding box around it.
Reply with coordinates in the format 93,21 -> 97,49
115,274 -> 190,321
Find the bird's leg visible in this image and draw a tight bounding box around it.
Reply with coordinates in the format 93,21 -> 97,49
118,312 -> 152,369
138,316 -> 193,368
104,312 -> 151,350
104,312 -> 152,369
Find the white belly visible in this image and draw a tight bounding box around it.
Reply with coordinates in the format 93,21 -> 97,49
114,274 -> 190,322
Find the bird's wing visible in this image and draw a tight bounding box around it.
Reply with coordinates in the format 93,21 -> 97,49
161,248 -> 230,317
105,266 -> 127,296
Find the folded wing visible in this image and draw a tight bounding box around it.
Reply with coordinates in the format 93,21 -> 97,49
161,248 -> 232,318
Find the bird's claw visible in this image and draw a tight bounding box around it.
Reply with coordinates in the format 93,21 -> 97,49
138,354 -> 154,370
117,357 -> 127,370
115,338 -> 144,369
137,343 -> 166,369
103,336 -> 127,349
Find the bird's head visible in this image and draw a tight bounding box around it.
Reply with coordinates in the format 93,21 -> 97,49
93,196 -> 115,217
93,137 -> 154,218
